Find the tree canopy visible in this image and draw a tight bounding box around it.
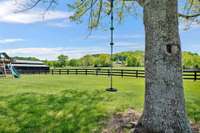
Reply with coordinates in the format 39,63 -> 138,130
17,0 -> 200,29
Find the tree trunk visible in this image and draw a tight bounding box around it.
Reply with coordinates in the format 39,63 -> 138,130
134,0 -> 192,132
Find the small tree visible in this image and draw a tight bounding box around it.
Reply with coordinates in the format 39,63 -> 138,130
126,55 -> 140,67
98,54 -> 110,67
57,55 -> 68,67
80,55 -> 95,66
68,59 -> 80,67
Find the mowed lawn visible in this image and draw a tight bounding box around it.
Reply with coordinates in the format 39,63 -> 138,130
0,75 -> 199,133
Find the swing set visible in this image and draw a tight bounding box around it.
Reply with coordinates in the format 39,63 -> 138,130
0,52 -> 11,77
0,52 -> 20,78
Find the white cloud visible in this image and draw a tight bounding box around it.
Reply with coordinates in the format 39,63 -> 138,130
115,42 -> 144,48
0,38 -> 24,44
0,0 -> 72,24
47,21 -> 71,28
2,42 -> 145,60
3,47 -> 107,60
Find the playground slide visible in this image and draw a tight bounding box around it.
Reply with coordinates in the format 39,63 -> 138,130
0,69 -> 3,74
9,65 -> 20,78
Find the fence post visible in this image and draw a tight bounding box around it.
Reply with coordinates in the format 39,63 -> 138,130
96,69 -> 98,75
121,70 -> 123,77
67,69 -> 69,75
136,70 -> 138,78
85,69 -> 87,75
52,69 -> 54,75
76,69 -> 78,75
194,71 -> 197,81
59,69 -> 61,75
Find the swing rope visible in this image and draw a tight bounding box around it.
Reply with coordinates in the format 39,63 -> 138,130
106,0 -> 117,92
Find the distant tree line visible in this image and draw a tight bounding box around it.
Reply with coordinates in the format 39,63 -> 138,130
182,52 -> 200,69
13,51 -> 200,68
14,56 -> 40,61
42,51 -> 144,68
44,51 -> 200,68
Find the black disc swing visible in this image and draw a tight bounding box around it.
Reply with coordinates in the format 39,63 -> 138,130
106,0 -> 117,92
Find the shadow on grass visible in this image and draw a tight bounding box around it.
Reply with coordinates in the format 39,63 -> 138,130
0,90 -> 111,133
0,89 -> 199,133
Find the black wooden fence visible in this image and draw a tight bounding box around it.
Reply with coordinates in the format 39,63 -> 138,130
51,69 -> 145,77
47,68 -> 199,81
16,68 -> 200,81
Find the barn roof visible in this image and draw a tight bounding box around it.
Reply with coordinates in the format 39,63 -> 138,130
0,52 -> 48,68
12,64 -> 49,67
14,60 -> 44,65
0,52 -> 11,59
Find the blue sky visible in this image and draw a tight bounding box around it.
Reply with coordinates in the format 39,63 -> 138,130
0,0 -> 199,60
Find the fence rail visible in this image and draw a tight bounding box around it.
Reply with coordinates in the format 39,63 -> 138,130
45,68 -> 200,81
14,68 -> 200,81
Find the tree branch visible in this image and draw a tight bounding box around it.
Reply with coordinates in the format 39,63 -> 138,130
179,13 -> 200,19
16,0 -> 42,12
15,0 -> 57,13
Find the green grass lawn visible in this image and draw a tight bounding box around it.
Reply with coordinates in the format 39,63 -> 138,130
0,75 -> 199,133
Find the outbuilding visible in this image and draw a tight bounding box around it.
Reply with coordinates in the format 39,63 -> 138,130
0,52 -> 49,74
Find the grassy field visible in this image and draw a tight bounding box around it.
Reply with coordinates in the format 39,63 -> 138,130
0,75 -> 199,133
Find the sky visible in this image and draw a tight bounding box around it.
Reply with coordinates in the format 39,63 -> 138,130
0,0 -> 199,60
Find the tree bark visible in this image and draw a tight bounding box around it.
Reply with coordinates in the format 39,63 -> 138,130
134,0 -> 192,132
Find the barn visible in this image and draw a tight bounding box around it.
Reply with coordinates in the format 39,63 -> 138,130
12,59 -> 49,74
0,52 -> 49,74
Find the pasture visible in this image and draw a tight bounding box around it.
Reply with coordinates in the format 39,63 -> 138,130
0,75 -> 199,132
